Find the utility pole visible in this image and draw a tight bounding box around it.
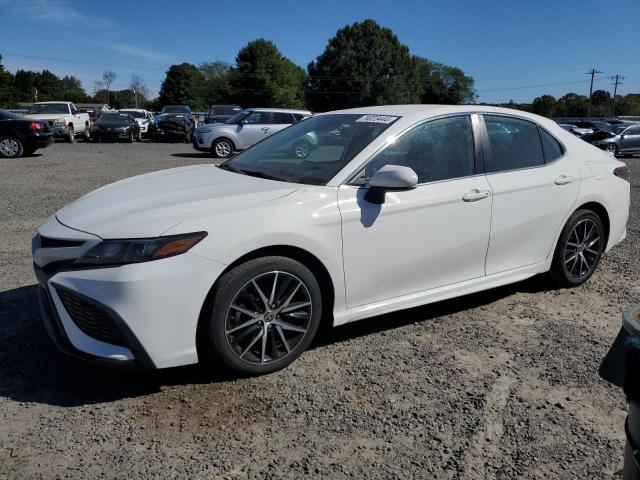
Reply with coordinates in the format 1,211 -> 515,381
610,74 -> 625,117
586,67 -> 602,117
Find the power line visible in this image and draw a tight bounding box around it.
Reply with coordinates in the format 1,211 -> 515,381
586,67 -> 603,117
476,79 -> 590,92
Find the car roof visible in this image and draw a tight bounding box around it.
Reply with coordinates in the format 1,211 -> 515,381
33,101 -> 71,104
119,109 -> 147,112
246,108 -> 311,114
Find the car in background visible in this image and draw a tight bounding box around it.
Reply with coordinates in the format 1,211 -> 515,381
205,104 -> 242,124
24,101 -> 91,142
154,113 -> 194,143
92,112 -> 141,143
558,123 -> 591,136
573,120 -> 614,133
0,109 -> 54,158
193,108 -> 312,158
31,105 -> 630,375
586,124 -> 640,156
119,109 -> 155,138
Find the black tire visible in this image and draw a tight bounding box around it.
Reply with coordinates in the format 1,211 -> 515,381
549,209 -> 604,287
184,131 -> 191,143
0,136 -> 24,158
82,125 -> 91,141
137,130 -> 143,142
292,139 -> 312,159
127,130 -> 134,143
605,144 -> 618,155
66,125 -> 75,143
212,138 -> 234,159
200,256 -> 322,375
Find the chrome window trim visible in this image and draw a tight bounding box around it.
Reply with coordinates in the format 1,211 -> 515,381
344,112 -> 480,186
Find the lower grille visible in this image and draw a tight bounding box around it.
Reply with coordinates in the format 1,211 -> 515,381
57,288 -> 125,346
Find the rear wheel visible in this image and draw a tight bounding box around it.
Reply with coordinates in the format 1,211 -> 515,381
83,125 -> 91,141
550,209 -> 604,287
0,137 -> 23,158
212,138 -> 233,158
200,256 -> 322,375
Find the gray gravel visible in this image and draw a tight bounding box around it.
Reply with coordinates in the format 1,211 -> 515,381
0,141 -> 638,479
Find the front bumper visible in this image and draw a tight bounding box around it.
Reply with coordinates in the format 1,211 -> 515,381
50,125 -> 70,137
32,218 -> 226,369
94,129 -> 130,139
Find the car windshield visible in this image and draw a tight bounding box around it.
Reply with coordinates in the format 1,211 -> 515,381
27,103 -> 69,114
225,111 -> 248,124
222,113 -> 399,185
120,110 -> 145,118
163,106 -> 189,114
212,105 -> 241,116
98,113 -> 129,123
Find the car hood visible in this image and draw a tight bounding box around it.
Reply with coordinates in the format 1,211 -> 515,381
56,165 -> 297,238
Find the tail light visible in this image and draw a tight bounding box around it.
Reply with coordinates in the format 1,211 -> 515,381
614,165 -> 630,183
28,122 -> 43,130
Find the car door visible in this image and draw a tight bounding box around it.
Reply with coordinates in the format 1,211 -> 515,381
338,114 -> 493,308
237,111 -> 272,148
620,125 -> 640,152
480,114 -> 580,275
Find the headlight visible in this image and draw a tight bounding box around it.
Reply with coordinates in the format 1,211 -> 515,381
54,118 -> 67,126
74,232 -> 207,267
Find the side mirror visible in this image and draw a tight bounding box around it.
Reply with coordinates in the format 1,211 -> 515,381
365,165 -> 418,203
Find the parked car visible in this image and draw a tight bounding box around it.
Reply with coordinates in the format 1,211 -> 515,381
154,113 -> 194,143
119,109 -> 155,138
92,112 -> 141,142
24,101 -> 91,142
600,304 -> 640,480
0,109 -> 54,158
205,104 -> 243,124
558,123 -> 590,136
572,120 -> 613,133
193,108 -> 312,158
586,123 -> 640,156
31,105 -> 630,375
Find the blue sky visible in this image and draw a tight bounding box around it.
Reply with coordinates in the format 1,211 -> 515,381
1,0 -> 638,103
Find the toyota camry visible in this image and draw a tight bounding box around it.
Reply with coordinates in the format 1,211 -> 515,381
32,105 -> 630,375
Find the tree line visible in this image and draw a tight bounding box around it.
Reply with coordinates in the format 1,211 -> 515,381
1,19 -> 638,117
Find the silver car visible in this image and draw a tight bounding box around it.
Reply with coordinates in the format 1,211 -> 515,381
589,124 -> 640,156
193,108 -> 311,158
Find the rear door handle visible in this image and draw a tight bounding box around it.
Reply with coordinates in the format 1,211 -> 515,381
462,189 -> 491,202
554,175 -> 574,185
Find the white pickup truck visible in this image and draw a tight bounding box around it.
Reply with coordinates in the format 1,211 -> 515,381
25,101 -> 91,142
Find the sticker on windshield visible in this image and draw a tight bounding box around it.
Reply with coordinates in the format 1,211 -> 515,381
356,115 -> 398,124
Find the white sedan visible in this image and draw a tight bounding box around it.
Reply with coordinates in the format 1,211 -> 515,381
32,105 -> 630,375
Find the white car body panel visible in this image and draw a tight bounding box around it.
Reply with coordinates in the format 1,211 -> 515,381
32,104 -> 630,369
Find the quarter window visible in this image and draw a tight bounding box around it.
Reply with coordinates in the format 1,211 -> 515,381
273,112 -> 295,124
483,115 -> 544,172
539,128 -> 564,163
363,115 -> 476,184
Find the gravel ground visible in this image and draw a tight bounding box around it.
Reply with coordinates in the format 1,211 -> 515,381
0,141 -> 638,479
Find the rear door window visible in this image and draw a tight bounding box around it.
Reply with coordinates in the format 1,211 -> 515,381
273,112 -> 295,124
483,115 -> 544,172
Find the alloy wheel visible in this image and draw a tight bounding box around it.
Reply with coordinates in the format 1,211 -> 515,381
0,138 -> 20,157
606,144 -> 617,154
215,140 -> 231,157
294,141 -> 311,159
224,271 -> 313,364
564,218 -> 601,279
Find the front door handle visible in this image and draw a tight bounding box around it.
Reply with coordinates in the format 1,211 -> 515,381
462,189 -> 490,202
554,175 -> 574,185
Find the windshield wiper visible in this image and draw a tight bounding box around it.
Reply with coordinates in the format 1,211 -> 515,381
237,169 -> 287,182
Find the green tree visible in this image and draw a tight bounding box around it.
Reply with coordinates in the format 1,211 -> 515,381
157,63 -> 206,110
199,61 -> 233,109
59,75 -> 87,103
416,57 -> 476,104
13,69 -> 39,101
229,39 -> 306,109
0,55 -> 16,108
307,19 -> 420,111
554,93 -> 588,117
532,94 -> 556,117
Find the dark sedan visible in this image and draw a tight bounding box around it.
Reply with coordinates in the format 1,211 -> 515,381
153,113 -> 194,143
0,109 -> 54,158
92,112 -> 141,142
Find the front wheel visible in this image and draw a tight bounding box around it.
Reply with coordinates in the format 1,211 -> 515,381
550,209 -> 604,287
605,144 -> 618,155
66,125 -> 75,143
212,138 -> 233,158
83,125 -> 91,141
200,256 -> 322,375
127,130 -> 134,143
293,139 -> 312,159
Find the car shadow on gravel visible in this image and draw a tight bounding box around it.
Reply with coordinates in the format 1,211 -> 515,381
171,152 -> 214,159
0,275 -> 553,407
